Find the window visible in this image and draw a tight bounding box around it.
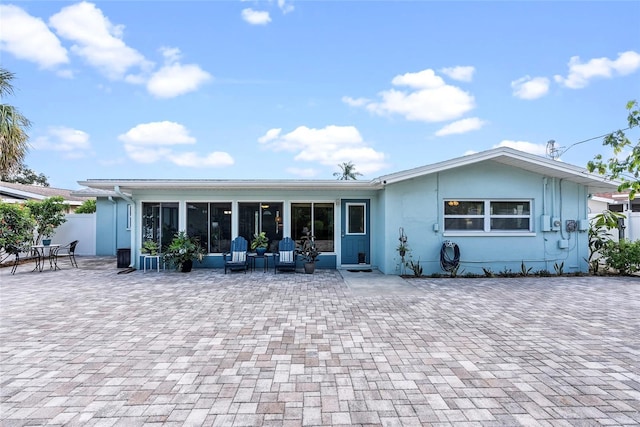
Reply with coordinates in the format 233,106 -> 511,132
238,202 -> 283,249
141,202 -> 179,250
444,200 -> 531,232
126,204 -> 132,230
187,203 -> 232,253
291,203 -> 334,252
346,203 -> 366,235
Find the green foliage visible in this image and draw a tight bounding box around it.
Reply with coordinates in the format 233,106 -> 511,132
481,267 -> 494,277
535,269 -> 552,277
600,239 -> 640,275
333,161 -> 363,180
405,258 -> 423,277
1,163 -> 49,186
24,196 -> 67,243
0,202 -> 35,252
553,261 -> 564,276
162,231 -> 205,270
520,261 -> 533,276
250,231 -> 269,250
298,228 -> 320,262
75,199 -> 96,214
0,68 -> 32,177
587,210 -> 623,274
588,100 -> 640,199
141,240 -> 159,256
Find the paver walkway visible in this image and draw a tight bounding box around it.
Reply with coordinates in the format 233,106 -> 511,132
1,258 -> 639,426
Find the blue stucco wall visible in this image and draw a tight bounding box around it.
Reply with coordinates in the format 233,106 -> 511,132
95,198 -> 131,256
381,161 -> 591,275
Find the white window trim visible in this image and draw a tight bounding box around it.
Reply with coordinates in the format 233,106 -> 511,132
345,202 -> 367,235
443,199 -> 534,235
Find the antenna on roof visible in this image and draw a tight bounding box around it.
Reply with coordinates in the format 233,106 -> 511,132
545,139 -> 563,160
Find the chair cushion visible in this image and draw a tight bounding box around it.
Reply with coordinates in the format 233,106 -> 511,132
279,250 -> 293,263
232,251 -> 246,263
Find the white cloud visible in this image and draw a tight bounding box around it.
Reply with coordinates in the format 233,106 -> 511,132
32,126 -> 91,158
170,151 -> 234,167
258,125 -> 387,175
146,47 -> 212,98
118,121 -> 196,145
440,66 -> 475,82
348,68 -> 475,123
493,140 -> 547,156
511,76 -> 550,100
278,0 -> 295,14
49,1 -> 153,80
435,118 -> 486,136
554,50 -> 640,89
119,121 -> 233,167
241,8 -> 271,25
0,4 -> 69,69
342,96 -> 369,107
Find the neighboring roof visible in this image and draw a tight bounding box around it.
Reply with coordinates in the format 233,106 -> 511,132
379,147 -> 620,193
0,181 -> 91,205
77,147 -> 620,194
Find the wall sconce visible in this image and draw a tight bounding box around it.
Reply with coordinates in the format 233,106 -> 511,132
447,200 -> 459,207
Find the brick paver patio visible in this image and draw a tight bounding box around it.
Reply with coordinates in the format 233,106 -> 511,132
1,258 -> 639,426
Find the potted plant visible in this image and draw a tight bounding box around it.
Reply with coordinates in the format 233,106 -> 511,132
298,227 -> 320,274
251,231 -> 269,256
141,239 -> 159,256
162,231 -> 205,272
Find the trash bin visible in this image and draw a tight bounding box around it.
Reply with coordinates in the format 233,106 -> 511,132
117,248 -> 131,268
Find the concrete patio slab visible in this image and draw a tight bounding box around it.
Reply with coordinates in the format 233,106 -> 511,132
1,257 -> 639,426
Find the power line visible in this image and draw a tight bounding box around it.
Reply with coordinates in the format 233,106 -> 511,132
562,127 -> 631,155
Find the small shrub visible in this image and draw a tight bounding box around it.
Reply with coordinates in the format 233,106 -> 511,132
482,267 -> 494,278
519,261 -> 533,277
498,267 -> 515,278
406,258 -> 423,277
600,239 -> 640,275
535,269 -> 551,277
553,262 -> 564,276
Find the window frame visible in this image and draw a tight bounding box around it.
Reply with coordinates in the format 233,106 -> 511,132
290,202 -> 335,253
345,202 -> 367,236
443,199 -> 534,236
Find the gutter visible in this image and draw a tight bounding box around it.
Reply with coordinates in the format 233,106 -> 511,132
114,186 -> 135,268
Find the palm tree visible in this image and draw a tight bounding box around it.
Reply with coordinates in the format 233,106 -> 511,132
333,161 -> 363,180
0,68 -> 32,178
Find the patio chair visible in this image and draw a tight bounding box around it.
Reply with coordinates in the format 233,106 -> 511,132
56,240 -> 79,268
224,236 -> 248,274
274,237 -> 297,274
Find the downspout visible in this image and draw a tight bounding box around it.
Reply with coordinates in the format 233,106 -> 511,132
114,186 -> 135,268
108,196 -> 118,257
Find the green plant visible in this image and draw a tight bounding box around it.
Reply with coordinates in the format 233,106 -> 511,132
163,231 -> 205,270
535,269 -> 551,277
141,240 -> 159,256
405,258 -> 423,277
75,199 -> 96,214
600,239 -> 640,275
298,227 -> 320,263
553,261 -> 564,276
586,210 -> 624,274
0,202 -> 35,253
250,231 -> 269,250
499,267 -> 515,277
24,196 -> 68,244
482,267 -> 494,278
520,261 -> 533,277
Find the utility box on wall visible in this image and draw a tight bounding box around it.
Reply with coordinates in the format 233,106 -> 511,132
541,215 -> 551,232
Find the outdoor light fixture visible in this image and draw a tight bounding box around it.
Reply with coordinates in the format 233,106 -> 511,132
447,200 -> 459,207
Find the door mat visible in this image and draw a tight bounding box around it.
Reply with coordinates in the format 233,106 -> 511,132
117,267 -> 137,274
347,269 -> 372,273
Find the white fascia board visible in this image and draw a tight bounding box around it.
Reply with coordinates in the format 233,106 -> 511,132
78,179 -> 382,192
0,185 -> 47,200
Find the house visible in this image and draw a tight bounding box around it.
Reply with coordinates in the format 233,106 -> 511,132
77,147 -> 618,274
1,181 -> 91,212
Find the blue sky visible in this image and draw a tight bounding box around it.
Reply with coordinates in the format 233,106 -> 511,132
1,1 -> 639,190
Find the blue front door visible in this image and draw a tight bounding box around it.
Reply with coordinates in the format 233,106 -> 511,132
341,199 -> 370,265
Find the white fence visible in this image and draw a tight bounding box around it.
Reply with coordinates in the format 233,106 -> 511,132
589,211 -> 640,242
50,214 -> 96,256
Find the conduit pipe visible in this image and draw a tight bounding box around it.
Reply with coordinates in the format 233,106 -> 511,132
114,186 -> 135,268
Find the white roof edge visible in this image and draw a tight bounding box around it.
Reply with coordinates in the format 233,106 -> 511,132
77,179 -> 382,191
379,146 -> 618,188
